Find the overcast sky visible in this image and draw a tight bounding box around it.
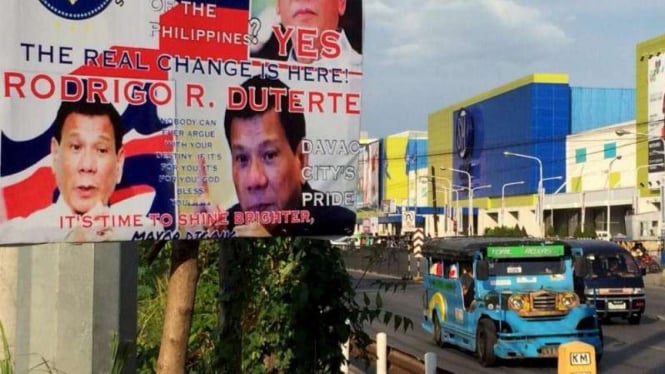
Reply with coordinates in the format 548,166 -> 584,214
360,0 -> 665,138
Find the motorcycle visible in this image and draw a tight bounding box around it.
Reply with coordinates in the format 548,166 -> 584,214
637,253 -> 662,274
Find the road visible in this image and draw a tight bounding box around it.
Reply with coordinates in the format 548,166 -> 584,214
350,270 -> 665,374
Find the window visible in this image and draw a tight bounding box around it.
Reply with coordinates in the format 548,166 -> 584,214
604,143 -> 617,159
575,148 -> 586,163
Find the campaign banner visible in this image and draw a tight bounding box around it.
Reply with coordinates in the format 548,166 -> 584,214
0,0 -> 362,244
356,139 -> 378,209
647,54 -> 665,186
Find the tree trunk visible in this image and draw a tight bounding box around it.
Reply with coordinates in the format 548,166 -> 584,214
156,240 -> 200,374
217,240 -> 242,372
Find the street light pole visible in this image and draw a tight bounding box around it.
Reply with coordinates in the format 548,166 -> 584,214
432,185 -> 455,235
441,167 -> 473,236
451,188 -> 461,236
420,175 -> 452,236
420,175 -> 452,205
501,181 -> 525,227
607,156 -> 622,237
470,184 -> 491,234
616,129 -> 665,158
541,176 -> 563,231
504,151 -> 544,236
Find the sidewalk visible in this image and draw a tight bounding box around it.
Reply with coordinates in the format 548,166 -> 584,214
644,271 -> 665,288
643,271 -> 665,320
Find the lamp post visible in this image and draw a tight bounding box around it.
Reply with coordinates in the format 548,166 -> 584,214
542,176 -> 563,231
455,183 -> 492,235
607,156 -> 622,237
420,175 -> 452,236
501,181 -> 524,227
451,188 -> 461,236
470,184 -> 491,235
441,167 -> 473,236
431,184 -> 457,235
616,129 -> 665,156
504,151 -> 544,236
420,175 -> 452,204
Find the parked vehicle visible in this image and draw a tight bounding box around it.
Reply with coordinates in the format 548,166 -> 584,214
565,239 -> 646,325
636,252 -> 662,274
421,237 -> 603,367
329,236 -> 357,250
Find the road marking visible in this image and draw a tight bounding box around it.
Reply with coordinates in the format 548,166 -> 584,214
644,344 -> 665,353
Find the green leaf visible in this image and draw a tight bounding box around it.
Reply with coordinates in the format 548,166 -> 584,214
363,292 -> 370,306
375,293 -> 383,308
403,318 -> 414,333
382,311 -> 393,325
394,315 -> 402,331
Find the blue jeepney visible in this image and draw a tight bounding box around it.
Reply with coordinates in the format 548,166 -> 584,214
421,237 -> 603,366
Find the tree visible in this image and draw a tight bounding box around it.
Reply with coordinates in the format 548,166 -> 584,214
156,240 -> 200,373
141,237 -> 412,372
214,238 -> 410,372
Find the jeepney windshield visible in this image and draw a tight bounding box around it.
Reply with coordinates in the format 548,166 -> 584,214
490,257 -> 564,276
586,251 -> 640,278
486,244 -> 566,276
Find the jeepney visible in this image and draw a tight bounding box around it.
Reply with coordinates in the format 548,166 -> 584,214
421,237 -> 603,366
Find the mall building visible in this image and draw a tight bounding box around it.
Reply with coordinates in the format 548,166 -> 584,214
357,33 -> 665,241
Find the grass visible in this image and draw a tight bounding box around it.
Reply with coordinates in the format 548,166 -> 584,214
1,320 -> 12,374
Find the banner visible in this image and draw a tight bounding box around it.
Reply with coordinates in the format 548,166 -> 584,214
647,54 -> 665,186
402,211 -> 415,232
0,0 -> 362,244
356,139 -> 378,209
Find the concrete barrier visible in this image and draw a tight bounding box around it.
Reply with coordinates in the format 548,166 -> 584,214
350,333 -> 452,374
342,246 -> 424,280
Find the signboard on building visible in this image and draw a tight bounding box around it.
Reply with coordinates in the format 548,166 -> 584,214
0,1 -> 363,244
357,140 -> 379,209
647,54 -> 665,186
362,218 -> 371,234
402,211 -> 416,232
370,217 -> 379,233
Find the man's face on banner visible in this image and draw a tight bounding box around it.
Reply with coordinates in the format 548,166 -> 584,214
230,109 -> 306,213
51,112 -> 125,214
277,0 -> 346,32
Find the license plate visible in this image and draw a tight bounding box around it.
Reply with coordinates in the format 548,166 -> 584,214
608,301 -> 626,310
541,346 -> 558,357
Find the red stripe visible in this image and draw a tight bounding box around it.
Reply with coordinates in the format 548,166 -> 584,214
3,173 -> 157,219
3,167 -> 56,219
123,133 -> 174,157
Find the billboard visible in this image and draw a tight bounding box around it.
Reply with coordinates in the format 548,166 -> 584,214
647,55 -> 665,186
0,0 -> 362,244
357,140 -> 379,209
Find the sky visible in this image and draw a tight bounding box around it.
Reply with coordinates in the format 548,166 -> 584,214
360,0 -> 665,138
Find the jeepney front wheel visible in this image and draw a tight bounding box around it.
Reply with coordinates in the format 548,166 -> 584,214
476,319 -> 497,367
433,312 -> 443,346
